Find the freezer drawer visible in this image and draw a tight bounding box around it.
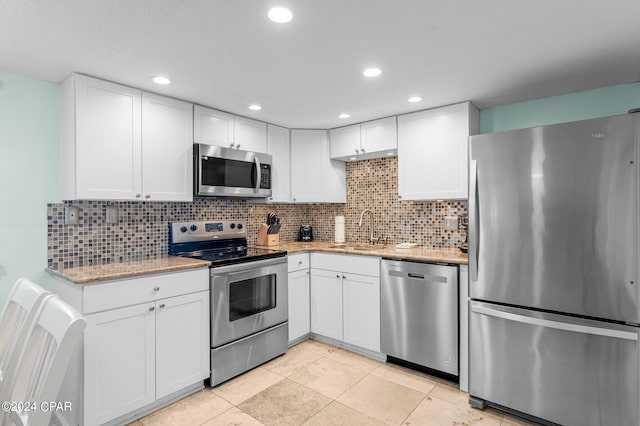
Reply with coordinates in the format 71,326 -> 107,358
470,301 -> 639,426
381,260 -> 458,375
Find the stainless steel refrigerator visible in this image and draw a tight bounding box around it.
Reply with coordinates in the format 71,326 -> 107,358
468,113 -> 639,426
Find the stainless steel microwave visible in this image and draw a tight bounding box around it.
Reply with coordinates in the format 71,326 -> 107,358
194,143 -> 272,198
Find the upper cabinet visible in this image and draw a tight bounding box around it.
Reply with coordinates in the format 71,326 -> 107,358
291,129 -> 345,203
330,117 -> 397,161
193,105 -> 267,153
61,74 -> 193,201
397,102 -> 479,200
266,124 -> 291,203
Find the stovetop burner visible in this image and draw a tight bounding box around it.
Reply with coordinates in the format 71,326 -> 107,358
168,220 -> 287,267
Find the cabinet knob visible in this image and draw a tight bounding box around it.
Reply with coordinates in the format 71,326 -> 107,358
342,275 -> 346,279
298,261 -> 303,265
159,303 -> 165,309
270,197 -> 274,200
136,193 -> 141,198
153,286 -> 160,291
230,143 -> 235,148
145,194 -> 150,199
336,274 -> 340,278
149,306 -> 155,312
306,271 -> 310,275
236,144 -> 241,149
398,195 -> 403,199
355,148 -> 360,154
361,148 -> 365,153
292,197 -> 297,201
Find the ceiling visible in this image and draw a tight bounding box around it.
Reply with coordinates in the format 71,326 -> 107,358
2,0 -> 640,129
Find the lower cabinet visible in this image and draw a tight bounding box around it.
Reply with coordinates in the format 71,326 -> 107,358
310,253 -> 381,353
288,254 -> 310,343
54,268 -> 210,426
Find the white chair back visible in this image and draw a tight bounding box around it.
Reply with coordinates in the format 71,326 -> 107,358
0,295 -> 86,426
0,279 -> 50,383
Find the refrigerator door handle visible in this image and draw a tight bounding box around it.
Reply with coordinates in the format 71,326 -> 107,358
469,159 -> 479,281
471,302 -> 638,341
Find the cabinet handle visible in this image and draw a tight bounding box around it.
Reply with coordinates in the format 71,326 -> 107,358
149,306 -> 155,312
361,148 -> 365,153
159,303 -> 165,309
153,286 -> 160,291
398,195 -> 402,199
145,194 -> 150,199
342,275 -> 346,279
136,193 -> 141,198
292,198 -> 296,201
336,274 -> 340,278
355,148 -> 360,154
230,143 -> 235,148
236,144 -> 240,149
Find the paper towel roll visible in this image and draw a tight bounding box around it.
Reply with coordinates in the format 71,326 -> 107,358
335,215 -> 345,243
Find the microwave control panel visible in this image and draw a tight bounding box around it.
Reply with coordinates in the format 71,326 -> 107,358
260,164 -> 271,189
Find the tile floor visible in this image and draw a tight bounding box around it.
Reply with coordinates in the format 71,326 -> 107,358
130,339 -> 538,426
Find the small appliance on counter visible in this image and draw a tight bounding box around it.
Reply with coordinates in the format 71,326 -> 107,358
297,225 -> 313,242
335,216 -> 345,243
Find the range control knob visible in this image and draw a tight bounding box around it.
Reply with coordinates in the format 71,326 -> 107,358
230,223 -> 236,229
237,223 -> 243,230
180,226 -> 188,233
190,224 -> 198,232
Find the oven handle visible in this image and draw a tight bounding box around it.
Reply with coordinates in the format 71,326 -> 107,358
210,256 -> 287,276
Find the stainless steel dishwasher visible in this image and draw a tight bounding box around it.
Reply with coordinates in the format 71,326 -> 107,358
381,259 -> 459,376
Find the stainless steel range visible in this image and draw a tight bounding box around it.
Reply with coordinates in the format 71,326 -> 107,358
169,220 -> 288,386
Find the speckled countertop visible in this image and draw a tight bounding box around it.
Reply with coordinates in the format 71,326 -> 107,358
275,241 -> 468,265
47,256 -> 211,284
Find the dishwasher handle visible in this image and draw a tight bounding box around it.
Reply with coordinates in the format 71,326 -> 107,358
388,269 -> 448,284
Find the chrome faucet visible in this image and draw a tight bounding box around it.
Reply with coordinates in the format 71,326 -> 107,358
358,209 -> 378,244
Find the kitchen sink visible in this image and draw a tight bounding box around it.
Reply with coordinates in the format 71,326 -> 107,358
328,243 -> 382,251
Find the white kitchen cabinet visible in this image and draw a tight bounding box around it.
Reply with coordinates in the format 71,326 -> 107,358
288,253 -> 310,343
53,268 -> 209,426
267,124 -> 291,203
397,102 -> 478,200
310,253 -> 380,353
310,268 -> 343,340
290,129 -> 346,203
61,73 -> 193,201
194,105 -> 267,153
330,117 -> 397,161
342,272 -> 380,351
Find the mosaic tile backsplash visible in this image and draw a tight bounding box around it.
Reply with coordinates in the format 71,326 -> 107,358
47,156 -> 466,269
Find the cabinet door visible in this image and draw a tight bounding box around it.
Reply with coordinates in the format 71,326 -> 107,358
342,273 -> 380,352
310,269 -> 343,340
84,303 -> 155,426
142,93 -> 193,201
290,130 -> 325,202
361,116 -> 397,154
75,75 -> 141,200
288,269 -> 311,343
398,102 -> 477,200
234,116 -> 267,153
194,105 -> 234,147
329,124 -> 361,159
156,291 -> 210,399
267,124 -> 291,202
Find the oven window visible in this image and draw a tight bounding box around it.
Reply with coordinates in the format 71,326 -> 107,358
228,274 -> 276,321
201,157 -> 256,188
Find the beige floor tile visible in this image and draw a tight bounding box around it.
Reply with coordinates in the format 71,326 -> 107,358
337,374 -> 426,425
212,367 -> 284,405
325,348 -> 382,373
262,344 -> 326,377
202,407 -> 266,426
238,379 -> 331,426
299,338 -> 339,355
303,401 -> 386,426
403,396 -> 503,426
371,363 -> 437,394
427,382 -> 470,407
288,356 -> 368,399
139,391 -> 232,426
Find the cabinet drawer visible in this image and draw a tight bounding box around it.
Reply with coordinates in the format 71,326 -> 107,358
311,253 -> 380,277
288,253 -> 310,272
83,268 -> 209,314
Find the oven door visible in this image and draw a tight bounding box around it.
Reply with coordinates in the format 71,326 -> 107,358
211,257 -> 287,347
195,143 -> 272,198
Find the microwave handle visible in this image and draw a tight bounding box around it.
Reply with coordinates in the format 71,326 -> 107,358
254,157 -> 262,192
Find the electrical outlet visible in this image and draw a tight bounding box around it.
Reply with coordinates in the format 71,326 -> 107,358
106,206 -> 118,224
65,206 -> 79,225
444,216 -> 458,231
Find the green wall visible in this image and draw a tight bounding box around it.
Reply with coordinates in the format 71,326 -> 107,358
480,82 -> 640,134
0,72 -> 60,304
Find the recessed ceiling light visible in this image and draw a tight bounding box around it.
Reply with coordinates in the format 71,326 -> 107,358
248,104 -> 262,111
151,76 -> 171,85
363,68 -> 381,77
408,96 -> 423,103
268,7 -> 293,23
338,113 -> 350,119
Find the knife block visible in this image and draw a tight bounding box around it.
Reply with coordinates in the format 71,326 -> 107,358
256,223 -> 279,247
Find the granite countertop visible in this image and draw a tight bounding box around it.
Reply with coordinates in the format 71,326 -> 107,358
276,241 -> 468,265
48,256 -> 211,284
